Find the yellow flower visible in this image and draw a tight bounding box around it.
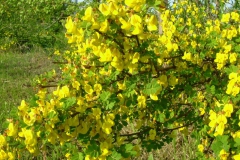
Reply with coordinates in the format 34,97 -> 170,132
0,135 -> 6,148
137,95 -> 146,108
149,129 -> 156,140
92,108 -> 101,120
65,34 -> 77,44
147,15 -> 158,31
0,149 -> 8,160
102,120 -> 114,134
223,103 -> 233,117
91,18 -> 100,30
229,72 -> 238,80
99,19 -> 109,33
99,48 -> 112,62
24,129 -> 37,146
78,121 -> 89,134
119,18 -> 131,31
85,155 -> 91,160
72,80 -> 80,90
128,63 -> 138,74
150,94 -> 158,101
223,44 -> 231,53
182,52 -> 192,61
99,3 -> 110,16
109,2 -> 118,15
159,75 -> 168,88
232,87 -> 240,96
199,108 -> 205,115
7,122 -> 18,137
8,152 -> 15,160
117,82 -> 126,90
221,13 -> 230,23
23,110 -> 37,126
209,110 -> 217,128
84,84 -> 94,95
198,144 -> 204,152
18,100 -> 28,115
65,153 -> 71,159
94,84 -> 102,94
132,52 -> 140,64
229,53 -> 237,64
65,16 -> 77,34
125,0 -> 145,12
132,23 -> 143,35
219,149 -> 229,160
100,142 -> 110,156
214,122 -> 225,136
131,14 -> 143,35
233,153 -> 240,160
59,85 -> 70,98
169,75 -> 178,87
131,14 -> 142,24
216,114 -> 227,124
231,12 -> 239,22
82,7 -> 93,22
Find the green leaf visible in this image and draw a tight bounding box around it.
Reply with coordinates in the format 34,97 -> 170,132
88,70 -> 94,77
234,138 -> 240,147
234,45 -> 240,52
109,70 -> 120,81
110,150 -> 122,160
125,144 -> 133,151
224,65 -> 238,74
85,141 -> 100,157
235,37 -> 240,43
154,1 -> 163,6
236,109 -> 240,115
157,113 -> 165,123
100,91 -> 111,102
210,85 -> 215,95
119,143 -> 136,158
143,79 -> 161,95
106,102 -> 115,110
124,81 -> 136,97
211,135 -> 229,154
62,97 -> 76,110
200,51 -> 206,59
148,153 -> 154,160
170,111 -> 175,119
232,94 -> 240,104
78,153 -> 84,160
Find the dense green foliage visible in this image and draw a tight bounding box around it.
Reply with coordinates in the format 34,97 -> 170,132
0,0 -> 84,51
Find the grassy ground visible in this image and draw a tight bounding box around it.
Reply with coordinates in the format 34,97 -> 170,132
0,48 -> 198,159
0,47 -> 57,131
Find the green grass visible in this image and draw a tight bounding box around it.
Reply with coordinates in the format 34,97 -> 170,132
0,47 -> 57,131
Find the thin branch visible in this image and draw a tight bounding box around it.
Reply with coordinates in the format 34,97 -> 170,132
38,85 -> 58,88
52,61 -> 68,64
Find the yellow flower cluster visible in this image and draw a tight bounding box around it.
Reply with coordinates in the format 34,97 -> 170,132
0,134 -> 15,160
209,103 -> 233,136
226,72 -> 240,96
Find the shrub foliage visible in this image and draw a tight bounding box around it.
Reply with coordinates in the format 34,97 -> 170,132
0,0 -> 240,159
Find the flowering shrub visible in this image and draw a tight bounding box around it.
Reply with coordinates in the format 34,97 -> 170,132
0,0 -> 239,159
